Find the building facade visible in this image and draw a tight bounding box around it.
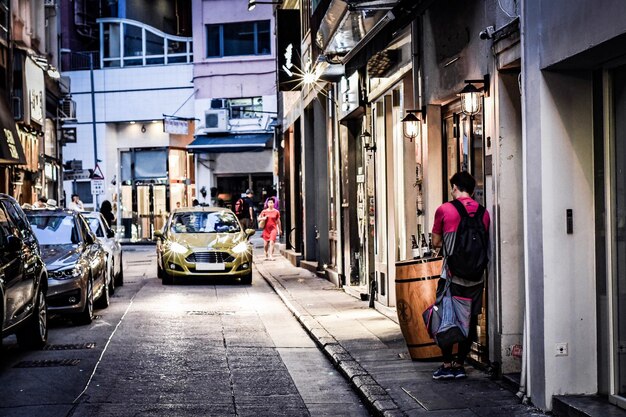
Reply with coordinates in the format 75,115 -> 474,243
190,0 -> 277,212
0,1 -> 65,206
276,0 -> 626,412
59,0 -> 195,242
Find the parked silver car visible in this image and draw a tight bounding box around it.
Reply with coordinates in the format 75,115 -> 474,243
25,209 -> 109,325
84,212 -> 123,292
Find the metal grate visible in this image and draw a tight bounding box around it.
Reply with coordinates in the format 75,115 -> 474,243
186,251 -> 233,263
14,359 -> 81,368
43,343 -> 96,351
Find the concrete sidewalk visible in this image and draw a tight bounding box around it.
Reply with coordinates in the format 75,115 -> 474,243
253,251 -> 544,417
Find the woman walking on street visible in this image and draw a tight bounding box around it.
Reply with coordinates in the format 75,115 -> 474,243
258,197 -> 281,260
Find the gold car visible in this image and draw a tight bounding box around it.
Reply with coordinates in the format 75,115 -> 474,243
155,207 -> 255,285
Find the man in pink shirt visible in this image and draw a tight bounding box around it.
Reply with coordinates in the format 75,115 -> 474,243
431,171 -> 490,380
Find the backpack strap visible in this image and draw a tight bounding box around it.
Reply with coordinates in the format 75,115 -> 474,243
450,198 -> 485,219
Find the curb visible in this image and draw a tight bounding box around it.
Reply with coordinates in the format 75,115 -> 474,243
254,260 -> 405,417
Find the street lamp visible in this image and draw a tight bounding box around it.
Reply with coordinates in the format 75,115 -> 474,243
458,75 -> 489,116
401,110 -> 421,142
247,0 -> 282,11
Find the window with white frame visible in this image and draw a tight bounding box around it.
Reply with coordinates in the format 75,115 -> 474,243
206,21 -> 271,58
228,97 -> 263,119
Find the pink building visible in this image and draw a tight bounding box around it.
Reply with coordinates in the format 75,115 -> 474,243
190,0 -> 278,210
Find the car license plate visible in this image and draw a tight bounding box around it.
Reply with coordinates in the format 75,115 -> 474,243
196,262 -> 225,271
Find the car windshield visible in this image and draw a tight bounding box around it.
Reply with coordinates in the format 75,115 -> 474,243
86,217 -> 105,237
27,214 -> 80,245
170,211 -> 240,234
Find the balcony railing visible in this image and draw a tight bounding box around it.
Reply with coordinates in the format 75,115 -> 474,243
98,18 -> 193,68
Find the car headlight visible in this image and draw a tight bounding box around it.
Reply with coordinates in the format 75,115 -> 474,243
169,241 -> 189,254
232,241 -> 250,254
51,265 -> 84,280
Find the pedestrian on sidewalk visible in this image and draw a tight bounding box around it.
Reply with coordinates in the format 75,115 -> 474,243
258,197 -> 281,260
430,171 -> 490,380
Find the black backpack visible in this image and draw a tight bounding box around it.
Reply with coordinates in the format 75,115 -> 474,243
445,199 -> 489,281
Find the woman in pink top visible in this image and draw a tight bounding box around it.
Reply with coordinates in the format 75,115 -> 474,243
258,197 -> 281,260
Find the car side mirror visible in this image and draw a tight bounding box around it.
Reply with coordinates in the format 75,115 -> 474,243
106,229 -> 114,238
245,228 -> 255,238
4,235 -> 21,252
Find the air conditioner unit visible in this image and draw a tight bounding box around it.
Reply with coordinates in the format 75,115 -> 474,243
210,98 -> 228,109
59,97 -> 76,120
44,0 -> 56,7
201,109 -> 230,133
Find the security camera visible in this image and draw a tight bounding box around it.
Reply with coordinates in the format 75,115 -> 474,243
479,26 -> 496,40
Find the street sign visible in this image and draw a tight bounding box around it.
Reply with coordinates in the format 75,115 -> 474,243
63,169 -> 90,180
164,118 -> 189,135
91,179 -> 105,195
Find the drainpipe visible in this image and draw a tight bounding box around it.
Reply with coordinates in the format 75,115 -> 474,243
411,18 -> 423,115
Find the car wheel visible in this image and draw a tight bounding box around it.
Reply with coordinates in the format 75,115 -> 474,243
240,272 -> 252,285
16,285 -> 48,349
75,276 -> 94,325
108,262 -> 115,295
162,270 -> 173,285
96,273 -> 110,309
115,252 -> 124,287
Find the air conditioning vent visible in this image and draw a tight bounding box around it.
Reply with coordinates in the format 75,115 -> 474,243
59,97 -> 76,120
201,109 -> 229,133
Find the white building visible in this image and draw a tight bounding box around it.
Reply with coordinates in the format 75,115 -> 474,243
61,18 -> 195,242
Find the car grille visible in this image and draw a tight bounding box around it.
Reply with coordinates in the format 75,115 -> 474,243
186,251 -> 234,263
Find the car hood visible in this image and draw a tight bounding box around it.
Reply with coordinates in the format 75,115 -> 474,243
40,244 -> 81,270
169,232 -> 247,250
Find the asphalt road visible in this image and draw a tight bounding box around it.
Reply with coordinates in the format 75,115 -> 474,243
0,245 -> 369,417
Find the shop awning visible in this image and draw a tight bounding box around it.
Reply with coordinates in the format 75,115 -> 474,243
188,133 -> 273,153
0,92 -> 26,165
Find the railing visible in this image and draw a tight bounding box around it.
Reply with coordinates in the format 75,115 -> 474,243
97,18 -> 193,68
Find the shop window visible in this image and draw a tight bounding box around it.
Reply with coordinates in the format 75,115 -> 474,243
206,20 -> 271,58
75,181 -> 93,204
134,149 -> 167,179
120,151 -> 132,183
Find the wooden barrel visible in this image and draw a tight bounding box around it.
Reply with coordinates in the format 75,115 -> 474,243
395,257 -> 443,360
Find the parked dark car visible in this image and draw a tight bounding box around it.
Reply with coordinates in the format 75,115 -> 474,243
0,194 -> 48,349
25,209 -> 109,325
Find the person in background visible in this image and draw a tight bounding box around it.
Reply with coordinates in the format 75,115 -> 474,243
99,200 -> 116,228
244,189 -> 255,225
46,199 -> 58,208
34,197 -> 47,209
68,194 -> 83,211
258,197 -> 281,261
176,202 -> 181,209
192,199 -> 200,207
263,188 -> 279,210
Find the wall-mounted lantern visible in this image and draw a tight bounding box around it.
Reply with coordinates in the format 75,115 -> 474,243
458,75 -> 489,116
362,130 -> 375,152
401,110 -> 421,142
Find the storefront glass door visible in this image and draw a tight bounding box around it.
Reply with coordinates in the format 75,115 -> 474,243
137,184 -> 167,240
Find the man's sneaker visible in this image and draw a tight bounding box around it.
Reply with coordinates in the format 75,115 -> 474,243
453,366 -> 467,379
432,365 -> 455,380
